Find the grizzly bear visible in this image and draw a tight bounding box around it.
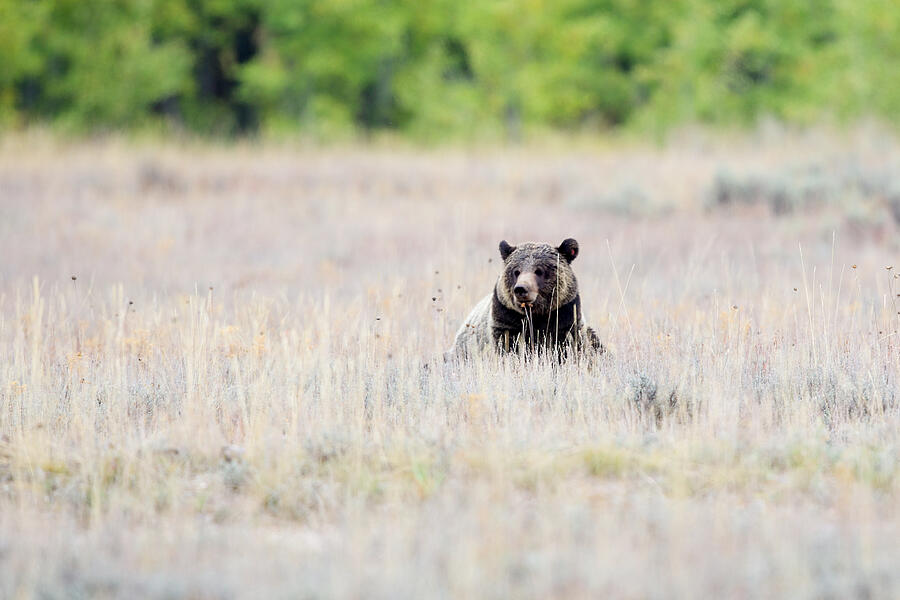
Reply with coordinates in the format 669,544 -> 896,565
450,238 -> 602,359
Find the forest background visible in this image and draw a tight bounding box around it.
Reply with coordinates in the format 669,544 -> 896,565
2,0 -> 898,141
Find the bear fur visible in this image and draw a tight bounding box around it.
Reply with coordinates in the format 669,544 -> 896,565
450,238 -> 602,359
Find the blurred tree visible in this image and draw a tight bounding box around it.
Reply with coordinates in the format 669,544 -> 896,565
151,0 -> 261,134
0,0 -> 46,126
11,0 -> 192,131
237,0 -> 407,137
0,0 -> 898,138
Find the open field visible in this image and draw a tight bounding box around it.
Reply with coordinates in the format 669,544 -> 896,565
2,129 -> 900,599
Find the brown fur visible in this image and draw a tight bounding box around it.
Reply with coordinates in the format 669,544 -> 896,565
497,240 -> 578,315
450,238 -> 603,358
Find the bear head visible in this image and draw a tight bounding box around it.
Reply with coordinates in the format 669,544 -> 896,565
496,238 -> 579,315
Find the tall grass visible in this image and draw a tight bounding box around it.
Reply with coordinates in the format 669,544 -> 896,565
1,131 -> 899,598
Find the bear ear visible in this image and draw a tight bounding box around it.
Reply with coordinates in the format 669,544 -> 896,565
558,238 -> 579,262
499,240 -> 516,261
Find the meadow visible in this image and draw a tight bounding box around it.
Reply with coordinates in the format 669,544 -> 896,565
1,127 -> 900,598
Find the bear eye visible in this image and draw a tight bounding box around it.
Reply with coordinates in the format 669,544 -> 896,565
535,268 -> 544,277
513,270 -> 521,277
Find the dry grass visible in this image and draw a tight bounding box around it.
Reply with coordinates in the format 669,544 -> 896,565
2,128 -> 900,599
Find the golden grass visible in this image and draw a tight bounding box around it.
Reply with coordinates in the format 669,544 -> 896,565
1,130 -> 900,598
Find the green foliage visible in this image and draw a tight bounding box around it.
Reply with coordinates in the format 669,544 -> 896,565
1,0 -> 899,139
5,0 -> 193,131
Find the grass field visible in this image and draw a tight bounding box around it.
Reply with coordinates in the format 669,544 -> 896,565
2,128 -> 900,599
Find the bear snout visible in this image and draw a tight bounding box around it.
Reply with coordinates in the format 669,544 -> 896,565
513,274 -> 538,304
